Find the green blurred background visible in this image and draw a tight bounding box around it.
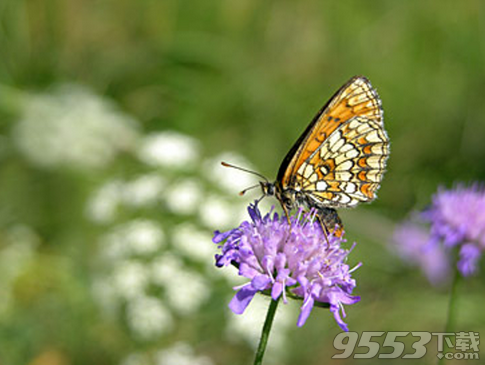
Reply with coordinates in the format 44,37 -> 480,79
0,1 -> 484,364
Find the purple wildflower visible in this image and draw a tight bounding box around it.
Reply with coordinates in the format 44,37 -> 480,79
394,184 -> 485,279
213,203 -> 360,331
423,184 -> 485,276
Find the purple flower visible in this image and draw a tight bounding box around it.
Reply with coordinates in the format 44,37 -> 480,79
423,184 -> 485,276
393,222 -> 450,286
213,204 -> 360,331
394,184 -> 485,278
423,185 -> 485,247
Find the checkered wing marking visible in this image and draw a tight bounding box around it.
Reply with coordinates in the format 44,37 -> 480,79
279,76 -> 383,188
294,116 -> 390,208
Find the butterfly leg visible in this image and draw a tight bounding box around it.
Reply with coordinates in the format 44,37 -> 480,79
316,215 -> 331,244
282,203 -> 292,227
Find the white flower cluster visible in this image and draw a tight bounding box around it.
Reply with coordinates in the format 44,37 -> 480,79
120,342 -> 213,365
87,130 -> 283,363
13,84 -> 139,170
87,131 -> 254,229
137,132 -> 200,169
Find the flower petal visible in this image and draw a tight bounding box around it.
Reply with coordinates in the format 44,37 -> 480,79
458,243 -> 481,276
229,285 -> 258,314
212,229 -> 236,243
251,274 -> 271,290
248,203 -> 262,222
271,282 -> 283,300
330,303 -> 349,332
297,296 -> 314,327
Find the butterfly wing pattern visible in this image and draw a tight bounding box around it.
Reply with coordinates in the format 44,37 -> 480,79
275,76 -> 390,235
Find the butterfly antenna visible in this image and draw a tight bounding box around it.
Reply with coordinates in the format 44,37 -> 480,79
238,184 -> 260,196
221,162 -> 269,182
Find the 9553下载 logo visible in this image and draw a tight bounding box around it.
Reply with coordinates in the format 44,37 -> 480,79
333,331 -> 480,360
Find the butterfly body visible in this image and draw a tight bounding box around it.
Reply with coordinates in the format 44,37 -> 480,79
261,76 -> 390,235
260,179 -> 308,213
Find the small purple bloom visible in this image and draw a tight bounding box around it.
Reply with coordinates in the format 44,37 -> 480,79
394,184 -> 485,278
423,184 -> 485,276
213,203 -> 360,331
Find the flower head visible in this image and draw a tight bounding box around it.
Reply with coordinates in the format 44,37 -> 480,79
213,204 -> 360,331
394,184 -> 485,279
14,84 -> 138,170
422,184 -> 485,276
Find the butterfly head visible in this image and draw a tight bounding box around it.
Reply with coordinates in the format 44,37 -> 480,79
260,181 -> 275,197
264,180 -> 298,210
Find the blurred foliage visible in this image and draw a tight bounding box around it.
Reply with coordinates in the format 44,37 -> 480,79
0,1 -> 485,365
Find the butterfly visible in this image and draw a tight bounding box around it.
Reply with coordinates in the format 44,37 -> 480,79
224,76 -> 390,237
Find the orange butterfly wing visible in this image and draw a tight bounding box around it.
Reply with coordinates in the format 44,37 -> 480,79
277,76 -> 389,208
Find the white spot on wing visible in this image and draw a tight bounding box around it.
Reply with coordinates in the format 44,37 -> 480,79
357,123 -> 372,135
338,160 -> 353,171
366,170 -> 381,182
331,137 -> 345,153
335,171 -> 352,181
365,130 -> 381,143
303,164 -> 313,178
367,155 -> 383,168
339,194 -> 351,204
316,181 -> 328,191
320,145 -> 330,158
344,148 -> 359,159
348,119 -> 361,130
371,144 -> 384,154
340,143 -> 354,153
343,182 -> 357,193
327,131 -> 342,148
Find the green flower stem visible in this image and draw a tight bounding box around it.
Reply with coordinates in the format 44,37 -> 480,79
438,267 -> 461,365
253,297 -> 280,365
